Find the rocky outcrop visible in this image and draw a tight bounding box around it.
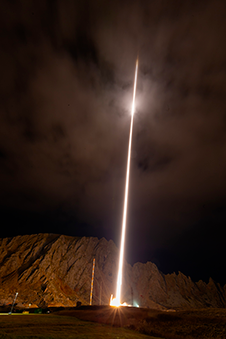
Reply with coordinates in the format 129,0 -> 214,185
0,233 -> 225,309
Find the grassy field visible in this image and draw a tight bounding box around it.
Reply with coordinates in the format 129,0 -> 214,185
0,313 -> 157,339
57,306 -> 226,339
0,307 -> 226,339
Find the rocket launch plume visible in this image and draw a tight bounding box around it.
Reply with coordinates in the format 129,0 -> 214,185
110,58 -> 139,307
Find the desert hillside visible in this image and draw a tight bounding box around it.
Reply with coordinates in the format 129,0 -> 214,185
0,233 -> 225,309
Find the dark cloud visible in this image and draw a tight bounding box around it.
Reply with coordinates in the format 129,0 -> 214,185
1,0 -> 226,284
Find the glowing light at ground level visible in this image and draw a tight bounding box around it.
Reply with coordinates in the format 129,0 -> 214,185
110,58 -> 139,307
110,294 -> 128,307
110,294 -> 140,308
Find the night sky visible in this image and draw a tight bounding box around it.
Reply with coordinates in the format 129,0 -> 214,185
1,0 -> 226,286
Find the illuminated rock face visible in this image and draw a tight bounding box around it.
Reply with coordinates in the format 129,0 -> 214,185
0,233 -> 225,309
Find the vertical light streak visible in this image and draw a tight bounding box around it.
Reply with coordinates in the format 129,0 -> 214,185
111,58 -> 139,306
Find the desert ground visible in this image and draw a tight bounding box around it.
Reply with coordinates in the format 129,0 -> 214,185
0,306 -> 226,338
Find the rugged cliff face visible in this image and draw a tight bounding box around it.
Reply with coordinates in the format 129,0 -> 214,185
0,233 -> 225,309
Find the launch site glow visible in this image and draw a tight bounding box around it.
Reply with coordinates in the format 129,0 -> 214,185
110,58 -> 139,307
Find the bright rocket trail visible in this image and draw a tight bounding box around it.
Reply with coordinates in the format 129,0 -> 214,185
110,58 -> 139,307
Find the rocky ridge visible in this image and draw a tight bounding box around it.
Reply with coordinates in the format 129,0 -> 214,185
0,233 -> 225,309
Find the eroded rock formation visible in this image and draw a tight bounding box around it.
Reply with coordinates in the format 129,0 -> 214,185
0,233 -> 225,309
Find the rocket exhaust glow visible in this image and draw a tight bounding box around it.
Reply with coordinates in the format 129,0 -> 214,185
110,58 -> 139,307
